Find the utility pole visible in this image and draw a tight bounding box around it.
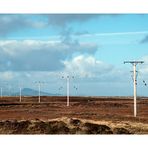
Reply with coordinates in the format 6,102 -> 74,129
0,87 -> 2,98
20,87 -> 22,102
35,81 -> 45,103
8,84 -> 11,97
20,86 -> 22,102
39,83 -> 41,103
35,81 -> 41,103
67,76 -> 70,106
0,81 -> 3,98
124,61 -> 144,117
62,75 -> 74,106
19,83 -> 22,103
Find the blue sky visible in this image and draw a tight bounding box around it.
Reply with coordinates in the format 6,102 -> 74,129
0,14 -> 148,96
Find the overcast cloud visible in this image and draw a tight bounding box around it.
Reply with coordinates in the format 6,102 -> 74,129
0,40 -> 98,71
0,15 -> 48,36
0,14 -> 98,36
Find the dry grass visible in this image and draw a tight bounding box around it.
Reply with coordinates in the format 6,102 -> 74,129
0,96 -> 147,134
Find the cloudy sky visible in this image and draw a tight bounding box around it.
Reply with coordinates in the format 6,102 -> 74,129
0,14 -> 148,96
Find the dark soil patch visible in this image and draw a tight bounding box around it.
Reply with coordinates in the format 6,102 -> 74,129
0,120 -> 31,134
69,118 -> 81,126
113,127 -> 132,134
83,122 -> 113,134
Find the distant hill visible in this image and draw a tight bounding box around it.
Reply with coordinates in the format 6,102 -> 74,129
12,88 -> 59,96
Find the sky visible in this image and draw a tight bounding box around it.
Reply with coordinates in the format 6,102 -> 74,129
0,14 -> 148,96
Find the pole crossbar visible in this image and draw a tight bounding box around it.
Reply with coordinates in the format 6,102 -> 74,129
124,61 -> 144,64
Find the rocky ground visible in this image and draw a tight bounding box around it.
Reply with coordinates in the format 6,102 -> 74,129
0,96 -> 147,134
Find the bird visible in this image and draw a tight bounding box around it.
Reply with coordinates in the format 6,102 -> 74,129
74,86 -> 78,90
143,80 -> 147,86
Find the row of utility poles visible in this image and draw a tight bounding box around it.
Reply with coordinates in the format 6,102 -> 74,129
0,76 -> 77,106
1,82 -> 46,103
0,61 -> 146,117
35,77 -> 77,105
0,83 -> 39,103
61,61 -> 145,117
56,62 -> 145,118
0,84 -> 22,102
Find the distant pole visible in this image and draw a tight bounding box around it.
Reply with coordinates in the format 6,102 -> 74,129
67,76 -> 70,106
0,87 -> 2,98
38,83 -> 41,103
133,63 -> 137,117
8,84 -> 11,96
62,75 -> 74,107
124,61 -> 144,117
35,81 -> 40,103
20,87 -> 22,102
19,82 -> 22,102
35,81 -> 44,103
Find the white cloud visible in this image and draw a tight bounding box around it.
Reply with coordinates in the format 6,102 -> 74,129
0,71 -> 15,80
63,55 -> 113,78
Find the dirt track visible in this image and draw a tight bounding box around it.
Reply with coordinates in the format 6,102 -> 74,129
0,96 -> 147,134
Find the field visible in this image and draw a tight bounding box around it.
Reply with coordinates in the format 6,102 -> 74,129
0,96 -> 148,134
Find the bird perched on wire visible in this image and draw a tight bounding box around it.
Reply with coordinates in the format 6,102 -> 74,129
74,86 -> 78,90
143,80 -> 147,86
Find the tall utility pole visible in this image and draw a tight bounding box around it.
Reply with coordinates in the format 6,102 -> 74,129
20,87 -> 22,102
62,75 -> 74,106
124,61 -> 144,117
